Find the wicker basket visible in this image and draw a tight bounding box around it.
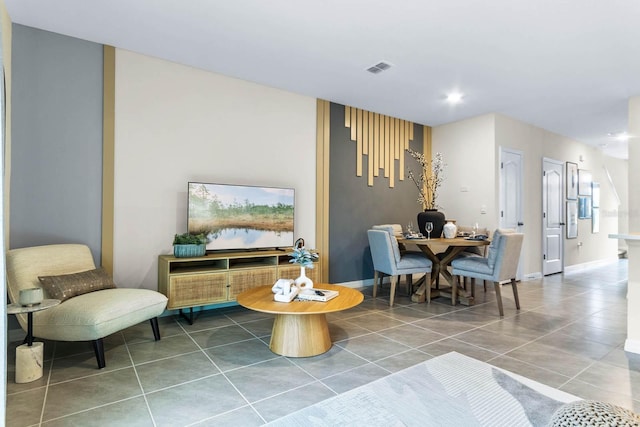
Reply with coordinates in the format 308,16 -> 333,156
173,244 -> 206,258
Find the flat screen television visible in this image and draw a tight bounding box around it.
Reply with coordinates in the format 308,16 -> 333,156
187,182 -> 295,251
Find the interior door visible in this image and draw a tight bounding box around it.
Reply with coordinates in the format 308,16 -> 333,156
499,148 -> 524,279
542,158 -> 564,275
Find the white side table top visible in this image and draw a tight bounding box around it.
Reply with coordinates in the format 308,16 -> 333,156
7,299 -> 60,315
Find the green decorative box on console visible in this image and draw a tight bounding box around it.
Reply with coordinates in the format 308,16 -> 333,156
173,233 -> 206,258
173,244 -> 206,258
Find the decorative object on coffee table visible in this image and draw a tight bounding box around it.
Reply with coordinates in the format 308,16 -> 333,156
288,245 -> 318,290
173,233 -> 206,258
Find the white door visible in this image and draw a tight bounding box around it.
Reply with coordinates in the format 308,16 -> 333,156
542,158 -> 564,275
499,148 -> 524,279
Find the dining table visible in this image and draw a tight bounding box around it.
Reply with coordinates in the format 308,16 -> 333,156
398,236 -> 490,306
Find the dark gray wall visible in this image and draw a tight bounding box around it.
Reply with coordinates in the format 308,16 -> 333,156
10,25 -> 103,265
329,103 -> 424,283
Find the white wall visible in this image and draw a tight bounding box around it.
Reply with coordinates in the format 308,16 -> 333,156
496,114 -> 621,269
113,50 -> 317,290
433,113 -> 626,277
431,114 -> 497,227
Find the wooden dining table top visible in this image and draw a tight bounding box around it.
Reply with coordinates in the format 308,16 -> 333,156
398,236 -> 490,247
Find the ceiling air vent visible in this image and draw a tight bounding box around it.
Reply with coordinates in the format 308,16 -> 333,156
366,61 -> 393,74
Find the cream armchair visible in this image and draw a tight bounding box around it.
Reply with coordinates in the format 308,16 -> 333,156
6,244 -> 168,368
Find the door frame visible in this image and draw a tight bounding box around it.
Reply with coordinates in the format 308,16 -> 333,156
499,147 -> 524,280
541,157 -> 565,275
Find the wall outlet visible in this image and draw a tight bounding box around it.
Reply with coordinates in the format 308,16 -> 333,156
460,186 -> 469,192
480,205 -> 487,214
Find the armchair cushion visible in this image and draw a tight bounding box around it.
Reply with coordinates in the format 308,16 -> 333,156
31,288 -> 168,341
38,267 -> 116,302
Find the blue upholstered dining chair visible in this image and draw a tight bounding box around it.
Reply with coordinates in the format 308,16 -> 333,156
451,231 -> 524,316
367,228 -> 433,306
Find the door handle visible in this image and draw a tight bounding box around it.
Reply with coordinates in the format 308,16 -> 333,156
559,222 -> 566,226
517,222 -> 524,226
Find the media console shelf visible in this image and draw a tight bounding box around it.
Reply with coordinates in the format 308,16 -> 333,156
158,249 -> 320,324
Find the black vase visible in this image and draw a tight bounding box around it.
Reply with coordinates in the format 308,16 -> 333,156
417,210 -> 446,239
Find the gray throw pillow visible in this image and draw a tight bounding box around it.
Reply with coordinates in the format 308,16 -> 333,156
38,267 -> 117,302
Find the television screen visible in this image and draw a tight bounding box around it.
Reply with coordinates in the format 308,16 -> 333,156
187,182 -> 295,251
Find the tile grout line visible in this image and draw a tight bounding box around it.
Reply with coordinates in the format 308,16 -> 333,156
180,313 -> 270,425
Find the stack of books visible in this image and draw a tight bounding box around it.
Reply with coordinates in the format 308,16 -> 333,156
296,288 -> 339,302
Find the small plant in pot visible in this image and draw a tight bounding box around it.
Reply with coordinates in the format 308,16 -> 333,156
173,233 -> 206,258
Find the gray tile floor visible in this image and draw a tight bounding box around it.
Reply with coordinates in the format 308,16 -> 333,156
6,259 -> 639,426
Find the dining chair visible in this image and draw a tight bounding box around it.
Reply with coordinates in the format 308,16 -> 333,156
367,228 -> 433,306
450,231 -> 523,316
454,226 -> 491,292
371,223 -> 414,254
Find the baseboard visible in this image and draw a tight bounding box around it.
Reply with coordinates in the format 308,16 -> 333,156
564,257 -> 620,273
624,339 -> 640,355
522,272 -> 542,281
336,273 -> 427,289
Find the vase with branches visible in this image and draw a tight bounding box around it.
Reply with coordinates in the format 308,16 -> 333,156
406,149 -> 445,210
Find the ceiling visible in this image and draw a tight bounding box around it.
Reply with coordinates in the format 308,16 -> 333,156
6,0 -> 639,159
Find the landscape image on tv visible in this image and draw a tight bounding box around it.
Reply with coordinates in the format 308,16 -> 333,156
188,182 -> 295,250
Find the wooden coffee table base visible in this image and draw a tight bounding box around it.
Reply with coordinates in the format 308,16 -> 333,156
236,283 -> 364,358
271,313 -> 331,357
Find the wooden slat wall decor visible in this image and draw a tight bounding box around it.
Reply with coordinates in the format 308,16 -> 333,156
344,107 -> 415,188
316,99 -> 330,283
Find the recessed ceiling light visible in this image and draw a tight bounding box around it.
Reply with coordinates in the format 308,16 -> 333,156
446,92 -> 463,104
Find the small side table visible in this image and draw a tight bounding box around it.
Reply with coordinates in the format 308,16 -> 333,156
7,299 -> 60,383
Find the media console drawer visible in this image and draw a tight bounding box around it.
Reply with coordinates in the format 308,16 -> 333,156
167,272 -> 228,309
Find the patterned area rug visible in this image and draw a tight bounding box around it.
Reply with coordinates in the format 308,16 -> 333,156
267,352 -> 580,427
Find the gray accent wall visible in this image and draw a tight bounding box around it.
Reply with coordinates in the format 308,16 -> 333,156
10,25 -> 103,265
329,103 -> 425,283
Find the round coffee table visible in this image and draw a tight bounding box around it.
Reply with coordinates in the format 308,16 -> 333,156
236,283 -> 363,357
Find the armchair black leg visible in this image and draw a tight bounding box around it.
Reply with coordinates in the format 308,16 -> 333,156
92,338 -> 106,369
150,317 -> 161,341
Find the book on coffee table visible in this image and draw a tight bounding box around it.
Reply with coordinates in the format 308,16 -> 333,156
296,288 -> 339,302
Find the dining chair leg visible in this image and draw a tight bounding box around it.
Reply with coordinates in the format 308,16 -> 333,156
493,281 -> 504,316
406,274 -> 413,295
389,276 -> 398,307
451,275 -> 458,306
373,271 -> 379,298
470,278 -> 476,298
511,278 -> 520,310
